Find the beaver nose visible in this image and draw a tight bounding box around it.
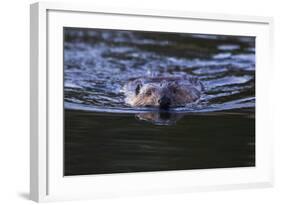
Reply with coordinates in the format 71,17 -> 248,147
158,96 -> 171,109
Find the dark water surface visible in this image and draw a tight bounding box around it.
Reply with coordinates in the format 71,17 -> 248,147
64,28 -> 255,176
65,109 -> 254,175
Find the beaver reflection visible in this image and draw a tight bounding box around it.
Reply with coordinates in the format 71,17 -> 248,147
136,112 -> 184,125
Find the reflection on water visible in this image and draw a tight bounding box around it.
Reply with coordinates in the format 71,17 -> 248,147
64,28 -> 255,176
136,111 -> 184,126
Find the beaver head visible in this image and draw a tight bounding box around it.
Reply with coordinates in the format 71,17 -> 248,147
123,76 -> 203,109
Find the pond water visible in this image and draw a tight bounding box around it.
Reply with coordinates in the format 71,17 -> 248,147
64,28 -> 255,176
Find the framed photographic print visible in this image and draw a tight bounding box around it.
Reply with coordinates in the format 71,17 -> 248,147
30,2 -> 274,202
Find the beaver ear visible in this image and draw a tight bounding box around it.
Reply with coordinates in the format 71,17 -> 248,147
135,84 -> 142,95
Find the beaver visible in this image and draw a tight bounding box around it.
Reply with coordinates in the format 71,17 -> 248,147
123,75 -> 203,109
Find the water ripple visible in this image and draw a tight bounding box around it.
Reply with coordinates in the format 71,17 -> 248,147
64,28 -> 255,113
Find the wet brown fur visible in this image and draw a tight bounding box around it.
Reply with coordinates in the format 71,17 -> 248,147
123,76 -> 203,108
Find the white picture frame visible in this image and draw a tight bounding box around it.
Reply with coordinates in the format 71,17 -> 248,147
30,1 -> 274,202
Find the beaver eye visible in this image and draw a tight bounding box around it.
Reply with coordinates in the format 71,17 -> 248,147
146,90 -> 152,96
135,84 -> 141,95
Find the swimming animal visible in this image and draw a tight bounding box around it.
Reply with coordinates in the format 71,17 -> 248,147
123,75 -> 203,109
